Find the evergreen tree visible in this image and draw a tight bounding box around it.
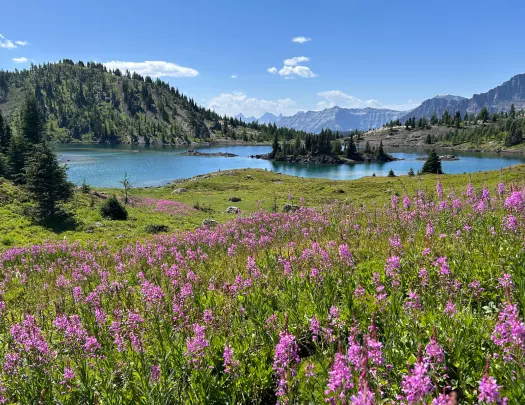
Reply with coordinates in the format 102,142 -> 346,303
25,143 -> 74,219
420,149 -> 443,174
387,169 -> 395,177
375,140 -> 390,162
7,134 -> 29,184
510,104 -> 516,120
270,133 -> 280,159
407,167 -> 415,177
20,95 -> 44,145
477,106 -> 490,123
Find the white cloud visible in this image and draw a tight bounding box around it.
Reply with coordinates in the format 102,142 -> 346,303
230,75 -> 237,79
317,90 -> 381,109
316,90 -> 420,112
292,36 -> 311,44
279,65 -> 317,78
283,56 -> 309,66
0,39 -> 16,49
103,60 -> 199,78
269,56 -> 317,78
0,34 -> 29,49
207,91 -> 297,118
12,57 -> 28,63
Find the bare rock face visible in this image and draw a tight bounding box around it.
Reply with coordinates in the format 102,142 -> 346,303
229,197 -> 241,202
226,206 -> 240,214
202,219 -> 219,228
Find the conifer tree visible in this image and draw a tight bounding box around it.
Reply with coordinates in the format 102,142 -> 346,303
420,149 -> 443,174
20,95 -> 44,145
25,143 -> 74,219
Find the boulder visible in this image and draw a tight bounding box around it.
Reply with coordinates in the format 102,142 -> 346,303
173,188 -> 188,194
283,204 -> 299,213
229,196 -> 242,202
226,206 -> 240,214
202,219 -> 219,228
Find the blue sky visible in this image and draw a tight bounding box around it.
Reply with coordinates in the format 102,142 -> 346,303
2,0 -> 525,118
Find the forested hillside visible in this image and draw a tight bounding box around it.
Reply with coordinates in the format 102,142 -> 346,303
0,60 -> 284,144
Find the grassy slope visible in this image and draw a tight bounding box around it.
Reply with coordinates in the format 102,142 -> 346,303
364,125 -> 525,153
1,165 -> 525,247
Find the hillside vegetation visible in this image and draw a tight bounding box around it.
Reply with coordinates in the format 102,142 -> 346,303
0,167 -> 525,403
368,107 -> 525,152
0,61 -> 310,145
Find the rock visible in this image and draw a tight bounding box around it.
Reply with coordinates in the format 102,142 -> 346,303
283,204 -> 299,213
202,219 -> 219,228
94,222 -> 104,228
85,228 -> 94,234
116,234 -> 126,239
440,155 -> 459,161
173,188 -> 188,194
245,175 -> 253,179
335,189 -> 345,194
181,150 -> 238,157
228,197 -> 242,202
226,206 -> 240,214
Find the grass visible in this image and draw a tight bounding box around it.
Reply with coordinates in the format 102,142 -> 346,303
2,165 -> 525,246
0,169 -> 525,403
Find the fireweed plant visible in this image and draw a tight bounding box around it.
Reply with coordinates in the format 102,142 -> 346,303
0,181 -> 524,403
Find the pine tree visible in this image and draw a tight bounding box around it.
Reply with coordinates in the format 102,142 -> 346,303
7,134 -> 29,184
510,104 -> 516,120
25,143 -> 74,219
375,140 -> 390,162
20,95 -> 44,145
477,107 -> 490,123
270,133 -> 280,159
420,149 -> 443,174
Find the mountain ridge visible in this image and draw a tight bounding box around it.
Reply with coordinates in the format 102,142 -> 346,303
237,73 -> 525,133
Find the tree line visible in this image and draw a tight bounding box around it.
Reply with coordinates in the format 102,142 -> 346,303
0,96 -> 73,222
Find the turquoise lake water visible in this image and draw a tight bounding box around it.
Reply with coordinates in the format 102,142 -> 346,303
56,144 -> 525,188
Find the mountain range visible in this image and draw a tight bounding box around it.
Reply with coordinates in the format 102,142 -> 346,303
237,73 -> 525,133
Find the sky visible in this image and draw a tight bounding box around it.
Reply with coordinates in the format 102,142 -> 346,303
2,0 -> 525,118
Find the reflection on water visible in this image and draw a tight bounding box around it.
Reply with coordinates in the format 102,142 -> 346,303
55,144 -> 525,188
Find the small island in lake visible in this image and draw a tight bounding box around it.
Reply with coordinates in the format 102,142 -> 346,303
180,150 -> 238,157
252,132 -> 397,165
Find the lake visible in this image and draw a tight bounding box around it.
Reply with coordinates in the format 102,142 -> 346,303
56,144 -> 525,188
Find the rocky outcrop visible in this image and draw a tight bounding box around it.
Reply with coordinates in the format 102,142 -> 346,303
202,219 -> 219,228
180,150 -> 238,157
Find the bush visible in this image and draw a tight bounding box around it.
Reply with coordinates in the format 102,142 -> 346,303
100,195 -> 128,220
80,178 -> 91,194
145,224 -> 170,234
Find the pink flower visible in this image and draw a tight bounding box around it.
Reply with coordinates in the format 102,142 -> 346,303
478,375 -> 502,404
273,330 -> 300,400
151,364 -> 161,382
325,352 -> 353,404
401,360 -> 433,404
